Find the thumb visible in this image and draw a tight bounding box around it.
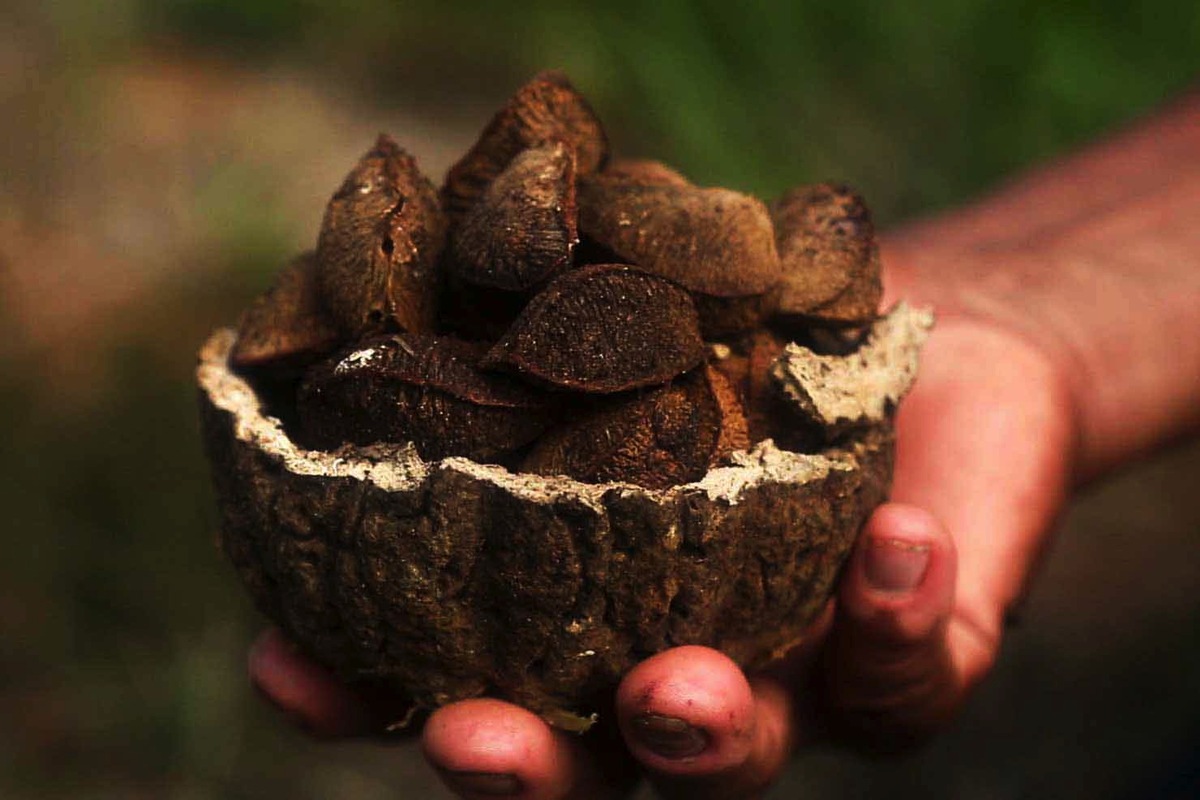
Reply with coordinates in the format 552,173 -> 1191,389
819,502 -> 960,753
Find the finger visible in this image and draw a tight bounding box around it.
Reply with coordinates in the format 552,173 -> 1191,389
248,627 -> 411,739
422,698 -> 638,800
890,319 -> 1074,644
616,646 -> 796,799
819,502 -> 961,752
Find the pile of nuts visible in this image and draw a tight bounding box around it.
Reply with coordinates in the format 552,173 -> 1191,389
230,72 -> 881,490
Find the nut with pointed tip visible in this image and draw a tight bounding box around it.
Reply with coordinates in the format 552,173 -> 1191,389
447,141 -> 578,292
231,251 -> 341,375
441,71 -> 609,223
576,176 -> 782,337
316,134 -> 447,338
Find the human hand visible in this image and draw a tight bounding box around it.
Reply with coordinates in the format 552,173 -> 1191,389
246,82 -> 1200,795
248,238 -> 1079,797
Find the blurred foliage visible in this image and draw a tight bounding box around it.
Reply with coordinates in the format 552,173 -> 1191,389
2,0 -> 1199,797
133,0 -> 1200,218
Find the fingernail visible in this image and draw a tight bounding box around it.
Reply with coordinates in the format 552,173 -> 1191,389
865,538 -> 930,593
630,713 -> 708,759
441,770 -> 522,796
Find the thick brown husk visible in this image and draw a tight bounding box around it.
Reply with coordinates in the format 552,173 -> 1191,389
198,305 -> 929,730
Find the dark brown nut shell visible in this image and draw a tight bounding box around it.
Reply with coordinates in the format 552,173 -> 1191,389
520,366 -> 747,489
576,177 -> 782,299
771,183 -> 882,326
691,291 -> 782,340
436,277 -> 530,342
231,251 -> 341,375
481,264 -> 706,393
577,177 -> 782,336
196,304 -> 928,731
705,365 -> 751,458
598,158 -> 690,187
297,334 -> 551,462
448,141 -> 578,292
316,134 -> 447,338
710,329 -> 790,446
441,72 -> 609,224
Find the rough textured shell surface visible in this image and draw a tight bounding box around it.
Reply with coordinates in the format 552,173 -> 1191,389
197,304 -> 929,730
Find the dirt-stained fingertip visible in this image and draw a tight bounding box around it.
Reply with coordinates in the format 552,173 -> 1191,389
248,628 -> 378,739
819,503 -> 961,754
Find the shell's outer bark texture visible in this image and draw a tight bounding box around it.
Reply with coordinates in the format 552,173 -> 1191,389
198,304 -> 927,730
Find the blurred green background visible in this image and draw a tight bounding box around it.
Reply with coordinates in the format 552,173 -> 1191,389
2,1 -> 1198,797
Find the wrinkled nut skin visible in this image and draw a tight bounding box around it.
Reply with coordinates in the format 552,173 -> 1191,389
705,364 -> 751,458
577,179 -> 781,299
482,264 -> 707,393
520,367 -> 742,489
772,183 -> 882,326
297,334 -> 553,463
447,141 -> 579,292
230,251 -> 341,375
199,329 -> 895,730
577,177 -> 782,337
316,134 -> 447,338
441,71 -> 610,224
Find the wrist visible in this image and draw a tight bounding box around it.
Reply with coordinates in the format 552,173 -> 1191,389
881,238 -> 1087,481
883,233 -> 1200,483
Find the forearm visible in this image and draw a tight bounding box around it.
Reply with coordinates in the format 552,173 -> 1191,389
886,87 -> 1200,256
882,90 -> 1200,482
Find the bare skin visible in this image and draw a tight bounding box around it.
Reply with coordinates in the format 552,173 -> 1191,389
249,91 -> 1200,799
